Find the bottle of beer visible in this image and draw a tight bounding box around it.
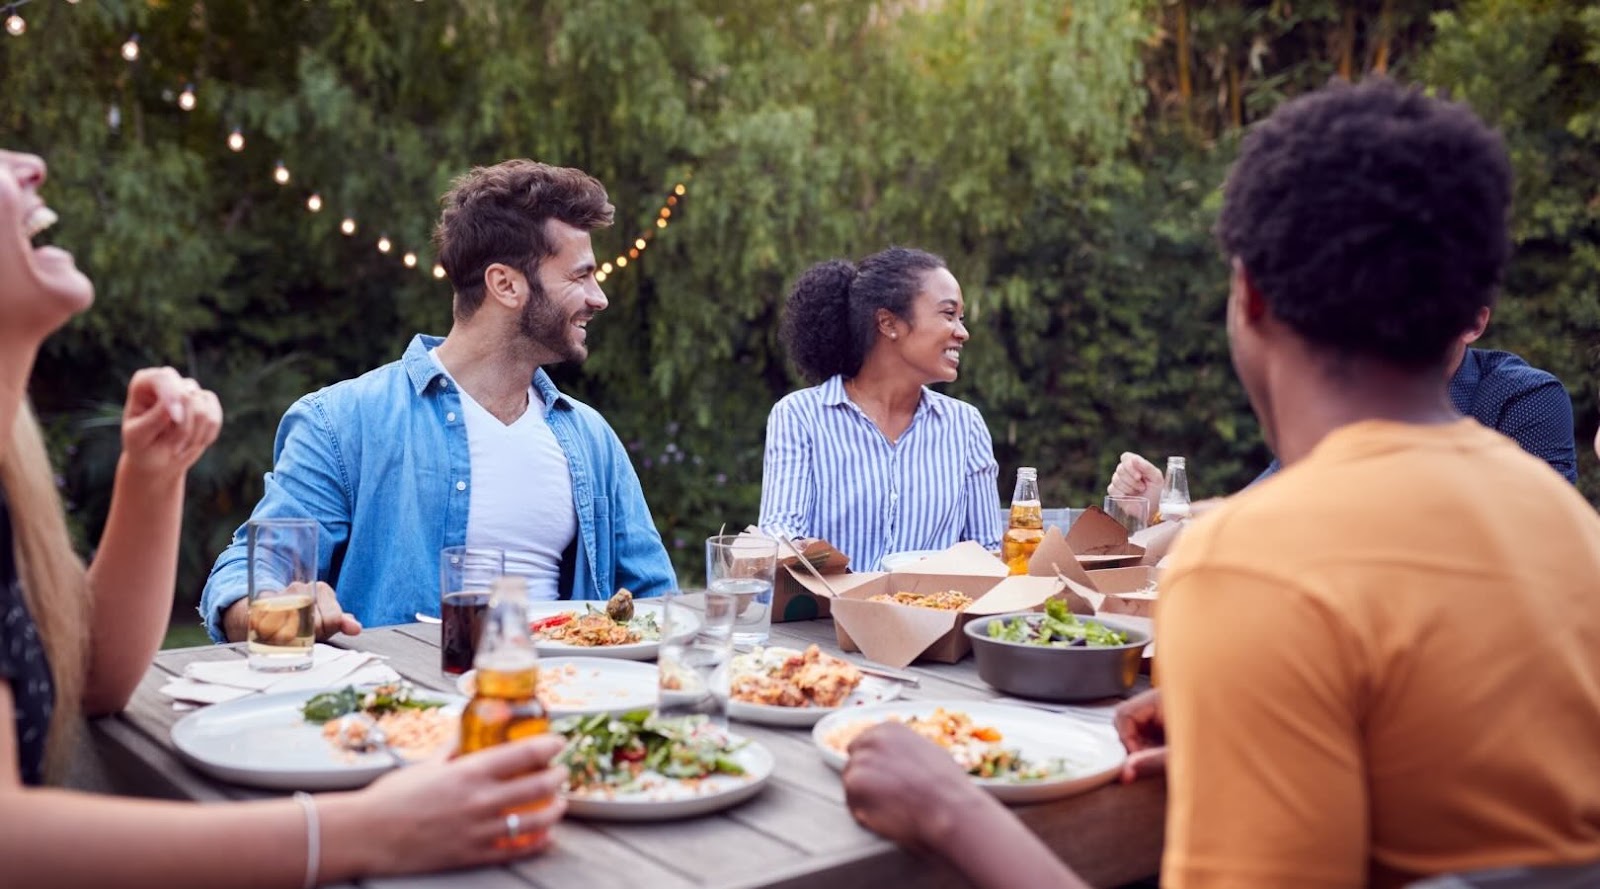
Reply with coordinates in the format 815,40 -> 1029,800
458,576 -> 550,848
1159,456 -> 1192,522
1003,467 -> 1043,575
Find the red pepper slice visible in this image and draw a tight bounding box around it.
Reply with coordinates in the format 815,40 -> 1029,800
530,613 -> 574,632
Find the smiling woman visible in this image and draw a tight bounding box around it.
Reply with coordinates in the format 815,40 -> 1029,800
0,149 -> 573,888
758,247 -> 1004,572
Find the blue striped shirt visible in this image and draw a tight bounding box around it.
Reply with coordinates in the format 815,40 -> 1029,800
758,375 -> 1003,572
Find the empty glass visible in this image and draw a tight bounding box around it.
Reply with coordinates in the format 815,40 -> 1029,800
1103,496 -> 1150,534
657,591 -> 735,731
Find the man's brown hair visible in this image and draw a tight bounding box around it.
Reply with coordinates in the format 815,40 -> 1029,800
433,160 -> 614,318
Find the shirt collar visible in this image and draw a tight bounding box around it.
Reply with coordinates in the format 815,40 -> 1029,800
1447,347 -> 1481,414
401,333 -> 571,411
820,374 -> 947,418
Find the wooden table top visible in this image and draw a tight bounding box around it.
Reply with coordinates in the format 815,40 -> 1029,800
82,618 -> 1165,889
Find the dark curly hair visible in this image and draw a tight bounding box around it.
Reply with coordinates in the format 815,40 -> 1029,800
1216,78 -> 1512,371
433,159 -> 614,319
781,247 -> 947,383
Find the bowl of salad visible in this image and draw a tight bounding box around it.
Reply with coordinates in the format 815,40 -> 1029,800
963,600 -> 1150,701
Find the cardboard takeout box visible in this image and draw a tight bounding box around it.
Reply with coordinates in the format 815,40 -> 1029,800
821,541 -> 1064,668
769,536 -> 850,622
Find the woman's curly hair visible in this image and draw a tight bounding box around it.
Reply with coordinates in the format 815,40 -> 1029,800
780,247 -> 947,383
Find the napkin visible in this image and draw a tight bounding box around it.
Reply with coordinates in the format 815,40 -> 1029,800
160,644 -> 403,710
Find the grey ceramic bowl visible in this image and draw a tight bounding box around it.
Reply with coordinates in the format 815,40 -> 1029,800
963,612 -> 1151,702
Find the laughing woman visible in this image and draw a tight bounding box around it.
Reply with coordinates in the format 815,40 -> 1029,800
759,247 -> 1003,571
0,149 -> 568,887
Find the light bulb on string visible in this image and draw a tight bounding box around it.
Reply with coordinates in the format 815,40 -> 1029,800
5,14 -> 25,37
340,218 -> 357,236
306,193 -> 323,213
601,262 -> 613,275
634,238 -> 647,250
432,264 -> 446,280
178,85 -> 196,111
272,162 -> 290,185
402,252 -> 417,268
226,129 -> 245,152
376,235 -> 392,254
595,271 -> 607,283
655,218 -> 667,229
674,184 -> 686,196
616,256 -> 627,268
660,208 -> 672,219
667,196 -> 677,207
121,35 -> 141,62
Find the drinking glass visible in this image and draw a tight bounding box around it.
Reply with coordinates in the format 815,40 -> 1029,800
1103,496 -> 1150,534
440,546 -> 506,675
657,591 -> 735,731
706,535 -> 778,650
247,518 -> 319,672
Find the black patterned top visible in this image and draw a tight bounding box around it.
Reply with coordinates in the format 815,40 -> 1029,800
0,490 -> 54,785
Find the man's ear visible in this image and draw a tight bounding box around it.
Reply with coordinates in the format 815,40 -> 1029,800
482,263 -> 527,311
1463,305 -> 1491,345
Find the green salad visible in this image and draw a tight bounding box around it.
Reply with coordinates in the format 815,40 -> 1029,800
987,599 -> 1130,648
299,682 -> 444,724
555,710 -> 745,792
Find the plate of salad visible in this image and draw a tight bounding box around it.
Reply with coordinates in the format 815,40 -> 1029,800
171,683 -> 462,791
554,710 -> 773,820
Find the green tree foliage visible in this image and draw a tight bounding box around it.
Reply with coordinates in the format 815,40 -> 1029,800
2,0 -> 1595,617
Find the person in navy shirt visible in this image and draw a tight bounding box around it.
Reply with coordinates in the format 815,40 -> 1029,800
1109,306 -> 1578,507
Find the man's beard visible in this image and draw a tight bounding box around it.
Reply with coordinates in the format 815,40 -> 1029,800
519,288 -> 586,364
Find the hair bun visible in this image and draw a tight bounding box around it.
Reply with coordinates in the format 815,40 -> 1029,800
782,260 -> 857,384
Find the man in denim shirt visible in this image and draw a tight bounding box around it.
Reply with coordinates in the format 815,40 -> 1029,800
200,161 -> 675,642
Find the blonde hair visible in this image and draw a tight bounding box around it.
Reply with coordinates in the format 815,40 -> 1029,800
0,402 -> 90,781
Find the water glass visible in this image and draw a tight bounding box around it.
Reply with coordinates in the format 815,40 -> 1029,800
706,535 -> 778,650
247,518 -> 318,672
657,591 -> 735,731
1103,496 -> 1150,534
439,546 -> 505,675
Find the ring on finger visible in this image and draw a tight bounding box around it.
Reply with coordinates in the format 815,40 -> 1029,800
504,812 -> 521,842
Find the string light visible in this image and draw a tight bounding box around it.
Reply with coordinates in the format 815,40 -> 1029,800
660,207 -> 672,219
432,264 -> 446,279
634,238 -> 647,250
595,271 -> 607,283
178,84 -> 196,111
306,193 -> 323,213
121,35 -> 140,62
5,13 -> 24,37
376,235 -> 392,254
674,183 -> 686,196
601,262 -> 613,275
226,128 -> 245,152
402,251 -> 417,268
273,161 -> 290,185
616,256 -> 627,268
655,218 -> 667,229
340,217 -> 357,236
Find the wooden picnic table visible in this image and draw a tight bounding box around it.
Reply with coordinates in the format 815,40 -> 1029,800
76,618 -> 1166,889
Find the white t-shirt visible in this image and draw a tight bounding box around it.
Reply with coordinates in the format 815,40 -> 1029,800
430,351 -> 576,600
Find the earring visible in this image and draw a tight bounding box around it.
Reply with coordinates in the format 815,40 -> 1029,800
889,333 -> 898,340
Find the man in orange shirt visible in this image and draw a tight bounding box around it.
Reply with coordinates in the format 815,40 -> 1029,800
841,79 -> 1600,888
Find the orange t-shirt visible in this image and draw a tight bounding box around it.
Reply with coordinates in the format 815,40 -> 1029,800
1158,420 -> 1600,889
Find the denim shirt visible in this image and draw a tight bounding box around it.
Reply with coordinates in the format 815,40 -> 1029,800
199,334 -> 676,641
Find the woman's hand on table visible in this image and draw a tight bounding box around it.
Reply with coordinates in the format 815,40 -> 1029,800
325,734 -> 569,875
1114,688 -> 1167,783
118,366 -> 222,481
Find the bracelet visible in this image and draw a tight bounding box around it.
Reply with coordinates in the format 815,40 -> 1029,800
293,792 -> 320,889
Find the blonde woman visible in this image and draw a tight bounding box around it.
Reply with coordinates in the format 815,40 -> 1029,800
0,149 -> 567,886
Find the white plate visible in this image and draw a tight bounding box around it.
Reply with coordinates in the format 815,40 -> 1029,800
879,549 -> 944,572
563,734 -> 774,821
727,647 -> 903,728
171,689 -> 462,791
455,657 -> 658,717
810,700 -> 1125,804
528,600 -> 663,661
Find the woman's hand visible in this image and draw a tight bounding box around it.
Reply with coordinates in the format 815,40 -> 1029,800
119,367 -> 222,480
330,735 -> 570,877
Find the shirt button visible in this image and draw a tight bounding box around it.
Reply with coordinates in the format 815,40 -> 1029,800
455,480 -> 467,491
446,412 -> 457,422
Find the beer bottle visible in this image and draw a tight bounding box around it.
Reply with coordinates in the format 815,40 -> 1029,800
1003,467 -> 1044,575
458,576 -> 550,848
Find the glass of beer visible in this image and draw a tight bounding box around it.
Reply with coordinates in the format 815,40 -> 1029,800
440,546 -> 505,675
247,518 -> 319,672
